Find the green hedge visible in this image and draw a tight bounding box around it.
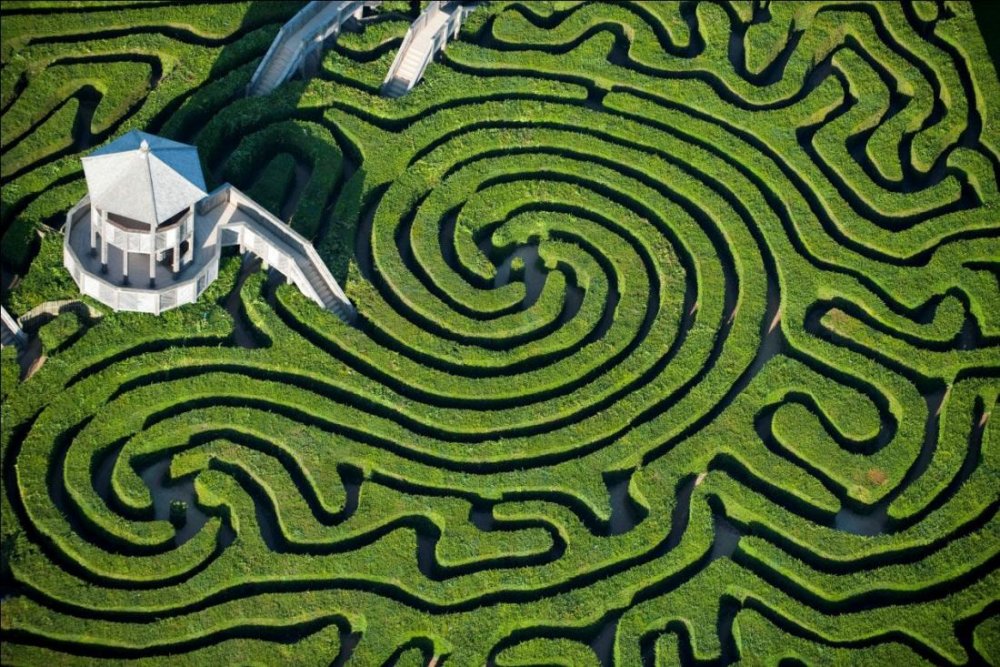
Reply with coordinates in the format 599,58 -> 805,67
37,311 -> 82,354
2,0 -> 998,664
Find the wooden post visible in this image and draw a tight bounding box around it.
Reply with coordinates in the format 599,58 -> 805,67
184,206 -> 195,264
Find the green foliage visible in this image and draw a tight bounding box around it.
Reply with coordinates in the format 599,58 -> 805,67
2,1 -> 999,665
0,346 -> 18,399
0,216 -> 38,272
223,120 -> 344,240
7,233 -> 79,315
0,1 -> 300,272
37,311 -> 82,354
246,152 -> 298,218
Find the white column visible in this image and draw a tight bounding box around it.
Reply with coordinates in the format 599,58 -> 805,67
90,206 -> 97,252
185,207 -> 195,264
122,247 -> 129,281
172,232 -> 181,274
97,211 -> 108,271
149,227 -> 157,285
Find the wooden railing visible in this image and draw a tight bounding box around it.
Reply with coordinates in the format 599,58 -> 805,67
213,186 -> 355,321
63,196 -> 220,315
1,305 -> 26,348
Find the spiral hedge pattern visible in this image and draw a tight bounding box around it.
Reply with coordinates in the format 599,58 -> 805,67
2,1 -> 999,664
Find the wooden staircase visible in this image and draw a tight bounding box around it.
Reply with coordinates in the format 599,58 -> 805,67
248,0 -> 371,97
213,188 -> 355,323
382,1 -> 475,98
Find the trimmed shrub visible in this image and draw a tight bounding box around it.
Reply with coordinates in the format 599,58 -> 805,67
2,1 -> 997,665
37,311 -> 82,354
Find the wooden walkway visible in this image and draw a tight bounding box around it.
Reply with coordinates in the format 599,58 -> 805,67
216,188 -> 355,322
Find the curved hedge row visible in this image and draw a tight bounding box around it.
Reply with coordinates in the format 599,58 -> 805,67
2,1 -> 998,665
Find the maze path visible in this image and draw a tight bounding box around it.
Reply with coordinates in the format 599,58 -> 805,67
1,1 -> 998,665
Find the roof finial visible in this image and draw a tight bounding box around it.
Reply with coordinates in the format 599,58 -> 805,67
139,139 -> 150,154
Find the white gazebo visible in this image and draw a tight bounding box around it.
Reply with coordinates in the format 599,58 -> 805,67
63,131 -> 355,320
82,130 -> 206,286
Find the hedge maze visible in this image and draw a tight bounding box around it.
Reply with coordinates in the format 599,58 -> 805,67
1,1 -> 999,665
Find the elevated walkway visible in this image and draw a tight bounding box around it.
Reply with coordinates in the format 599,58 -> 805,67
382,1 -> 475,98
1,305 -> 27,348
201,187 -> 355,322
65,187 -> 353,322
247,0 -> 372,97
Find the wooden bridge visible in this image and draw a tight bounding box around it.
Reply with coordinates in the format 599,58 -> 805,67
204,186 -> 355,323
247,0 -> 371,97
249,0 -> 476,99
382,1 -> 476,98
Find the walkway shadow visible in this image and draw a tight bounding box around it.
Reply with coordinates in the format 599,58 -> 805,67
155,1 -> 304,147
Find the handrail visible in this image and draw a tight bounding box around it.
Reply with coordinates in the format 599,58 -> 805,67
222,186 -> 353,315
382,0 -> 444,86
1,305 -> 26,347
382,18 -> 421,86
382,1 -> 472,94
248,0 -> 374,96
248,1 -> 324,93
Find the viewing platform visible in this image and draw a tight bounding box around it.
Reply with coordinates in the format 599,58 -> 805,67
62,131 -> 353,321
